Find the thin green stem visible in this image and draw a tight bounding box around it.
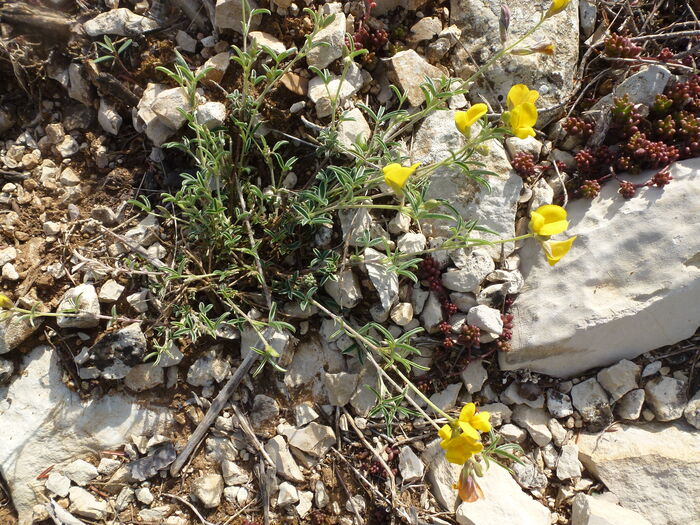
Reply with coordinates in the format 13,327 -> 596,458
311,299 -> 452,422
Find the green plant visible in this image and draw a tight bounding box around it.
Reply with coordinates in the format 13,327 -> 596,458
93,35 -> 133,73
121,0 -> 578,505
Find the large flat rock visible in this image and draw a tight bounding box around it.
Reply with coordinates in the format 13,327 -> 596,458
501,159 -> 700,377
450,0 -> 579,124
0,346 -> 172,524
578,423 -> 700,525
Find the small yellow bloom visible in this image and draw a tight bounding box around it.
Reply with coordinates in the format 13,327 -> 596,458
507,84 -> 539,111
439,423 -> 484,464
529,204 -> 569,236
0,293 -> 13,310
510,102 -> 538,139
438,403 -> 490,465
455,104 -> 488,135
383,162 -> 420,194
546,0 -> 572,17
541,236 -> 577,266
459,402 -> 492,433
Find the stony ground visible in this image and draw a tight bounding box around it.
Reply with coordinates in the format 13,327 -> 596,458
0,1 -> 699,525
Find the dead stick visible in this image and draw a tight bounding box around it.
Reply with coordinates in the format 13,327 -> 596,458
169,338 -> 267,476
231,404 -> 276,468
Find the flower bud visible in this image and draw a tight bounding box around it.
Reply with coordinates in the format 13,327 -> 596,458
499,5 -> 510,43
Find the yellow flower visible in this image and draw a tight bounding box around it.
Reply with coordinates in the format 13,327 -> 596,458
459,403 -> 491,433
529,204 -> 569,236
438,403 -> 491,465
438,423 -> 484,464
510,102 -> 538,139
0,293 -> 13,310
541,236 -> 577,266
546,0 -> 572,17
383,162 -> 420,194
455,104 -> 488,135
507,84 -> 539,111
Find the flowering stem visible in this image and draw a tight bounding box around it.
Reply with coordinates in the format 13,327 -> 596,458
310,299 -> 453,423
463,17 -> 546,90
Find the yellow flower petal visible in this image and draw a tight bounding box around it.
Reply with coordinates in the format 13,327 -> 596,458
535,204 -> 568,222
382,162 -> 420,194
529,205 -> 569,236
471,411 -> 492,433
438,424 -> 452,442
0,293 -> 13,310
455,104 -> 488,135
510,102 -> 538,139
529,211 -> 545,234
459,403 -> 476,421
543,236 -> 577,266
457,421 -> 481,441
546,0 -> 572,17
443,433 -> 484,465
507,84 -> 539,111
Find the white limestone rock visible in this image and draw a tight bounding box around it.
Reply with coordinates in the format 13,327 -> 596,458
307,63 -> 364,118
124,363 -> 164,391
386,50 -> 445,107
83,8 -> 159,36
456,463 -> 550,524
500,423 -> 527,443
63,459 -> 98,486
556,443 -> 582,480
323,371 -> 358,407
249,31 -> 286,54
684,390 -> 700,429
467,305 -> 503,336
578,423 -> 700,525
365,247 -> 398,310
151,87 -> 191,130
616,388 -> 645,420
324,268 -> 362,309
413,111 -> 523,259
511,406 -> 551,446
265,435 -> 304,483
502,159 -> 700,376
215,0 -> 260,33
546,389 -> 573,418
44,472 -> 71,498
288,422 -> 335,458
0,313 -> 42,355
645,376 -> 686,421
69,487 -> 108,520
390,302 -> 414,326
338,107 -> 371,149
571,378 -> 612,427
191,474 -> 224,508
571,493 -> 653,525
451,0 -> 578,126
589,65 -> 671,120
398,446 -> 424,483
397,232 -> 427,254
429,383 -> 462,412
596,359 -> 640,402
460,359 -> 487,393
97,99 -> 122,135
479,403 -> 511,427
56,284 -> 100,329
195,101 -> 227,129
307,11 -> 346,69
